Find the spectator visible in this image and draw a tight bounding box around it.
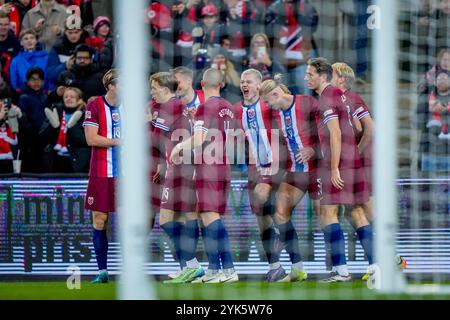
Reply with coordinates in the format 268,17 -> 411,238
191,2 -> 223,70
222,0 -> 260,61
0,98 -> 18,173
0,11 -> 21,78
86,15 -> 111,54
6,1 -> 36,28
40,86 -> 90,173
427,70 -> 450,140
9,28 -> 48,93
99,32 -> 116,72
17,66 -> 49,173
47,14 -> 87,90
418,47 -> 450,93
21,0 -> 68,51
429,0 -> 450,56
244,32 -> 285,81
266,0 -> 319,94
57,43 -> 105,102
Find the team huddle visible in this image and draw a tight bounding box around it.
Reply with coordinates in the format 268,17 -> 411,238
82,58 -> 406,284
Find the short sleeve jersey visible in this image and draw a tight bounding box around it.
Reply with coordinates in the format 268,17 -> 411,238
83,96 -> 121,178
194,96 -> 237,180
316,85 -> 362,169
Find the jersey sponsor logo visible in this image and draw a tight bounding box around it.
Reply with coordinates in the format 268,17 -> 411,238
156,117 -> 165,124
112,112 -> 120,122
152,111 -> 159,120
88,197 -> 94,205
323,109 -> 333,117
341,95 -> 347,103
195,120 -> 204,126
85,111 -> 92,119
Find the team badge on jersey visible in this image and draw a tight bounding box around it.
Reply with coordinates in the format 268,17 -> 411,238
112,112 -> 120,122
247,108 -> 256,119
153,111 -> 159,120
88,197 -> 94,205
85,111 -> 92,119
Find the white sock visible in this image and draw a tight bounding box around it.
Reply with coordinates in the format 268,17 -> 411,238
186,258 -> 200,269
269,262 -> 281,270
292,261 -> 304,272
336,265 -> 349,276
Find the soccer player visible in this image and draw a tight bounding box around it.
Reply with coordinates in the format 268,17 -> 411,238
172,66 -> 205,118
148,72 -> 203,283
331,62 -> 407,278
259,74 -> 321,282
305,57 -> 370,282
170,68 -> 239,283
167,66 -> 205,280
236,68 -> 285,282
83,69 -> 120,283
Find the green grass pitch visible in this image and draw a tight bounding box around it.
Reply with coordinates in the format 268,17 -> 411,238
1,281 -> 450,300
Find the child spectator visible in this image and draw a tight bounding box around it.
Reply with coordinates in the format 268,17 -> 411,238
9,28 -> 48,93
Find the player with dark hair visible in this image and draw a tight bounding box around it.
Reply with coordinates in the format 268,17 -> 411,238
170,68 -> 238,283
305,57 -> 369,282
259,73 -> 321,282
83,68 -> 120,283
148,72 -> 203,283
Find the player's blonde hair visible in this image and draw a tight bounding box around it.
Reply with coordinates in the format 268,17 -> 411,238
332,62 -> 355,90
259,74 -> 291,96
241,68 -> 263,82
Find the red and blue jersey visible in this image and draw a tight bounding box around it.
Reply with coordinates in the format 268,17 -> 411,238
236,99 -> 273,169
83,96 -> 121,178
274,95 -> 319,172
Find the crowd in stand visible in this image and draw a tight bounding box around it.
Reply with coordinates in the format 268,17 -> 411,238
0,0 -> 448,175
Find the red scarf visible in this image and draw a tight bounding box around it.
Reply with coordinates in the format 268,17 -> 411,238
54,111 -> 69,156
